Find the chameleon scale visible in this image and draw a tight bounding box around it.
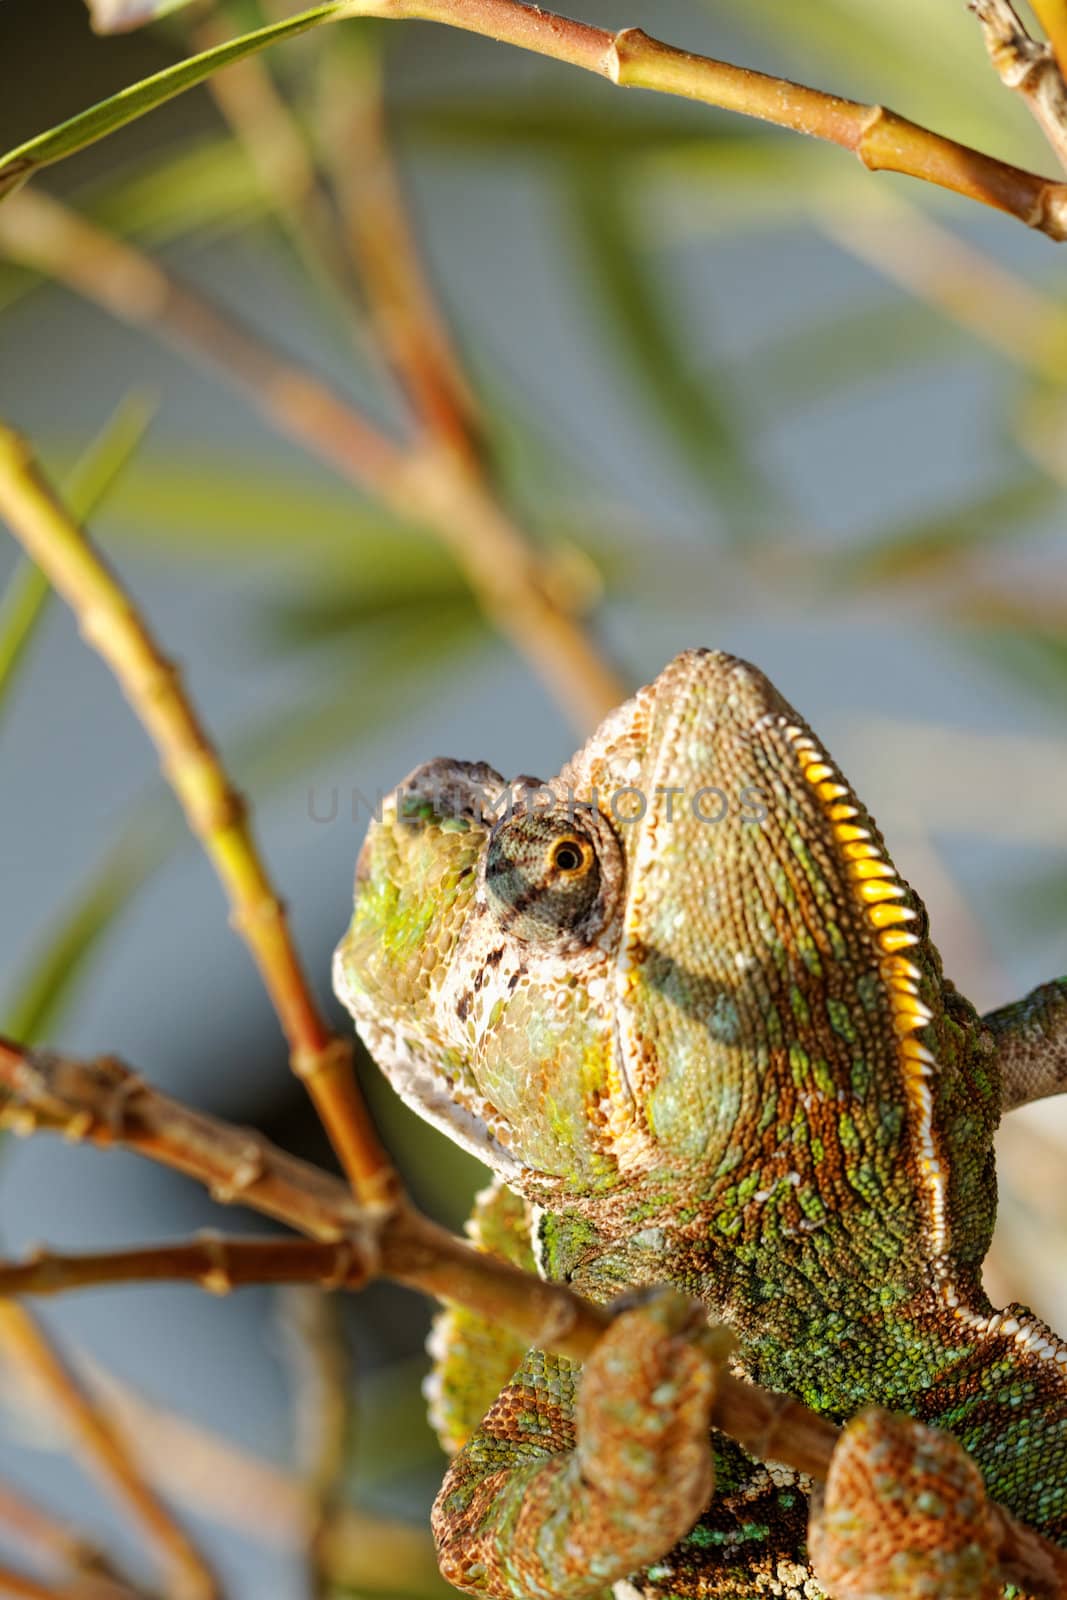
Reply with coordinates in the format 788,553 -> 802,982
334,649 -> 1067,1599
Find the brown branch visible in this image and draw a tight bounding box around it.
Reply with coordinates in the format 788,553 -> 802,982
2,1038 -> 1066,1597
5,0 -> 1067,237
81,1358 -> 443,1594
0,190 -> 625,733
188,16 -> 370,353
970,0 -> 1067,174
0,1304 -> 217,1600
0,1565 -> 140,1600
0,1237 -> 364,1298
0,1564 -> 138,1600
277,1290 -> 351,1597
0,1482 -> 112,1581
317,40 -> 482,462
0,423 -> 395,1211
351,0 -> 1067,239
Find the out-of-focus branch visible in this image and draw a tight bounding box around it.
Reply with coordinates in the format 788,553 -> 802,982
189,15 -> 369,350
0,1566 -> 139,1600
278,1290 -> 352,1597
82,1360 -> 443,1594
0,1304 -> 218,1600
317,39 -> 481,462
0,1482 -> 114,1582
970,0 -> 1067,173
0,191 -> 625,732
812,186 -> 1067,378
0,423 -> 395,1211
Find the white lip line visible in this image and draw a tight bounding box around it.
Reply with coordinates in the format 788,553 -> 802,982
331,942 -> 523,1180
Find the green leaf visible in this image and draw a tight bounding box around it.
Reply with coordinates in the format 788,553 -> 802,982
0,392 -> 156,719
744,298 -> 953,413
399,96 -> 723,157
568,162 -> 780,543
87,0 -> 201,32
2,822 -> 172,1043
0,3 -> 355,200
830,476 -> 1058,592
91,136 -> 269,244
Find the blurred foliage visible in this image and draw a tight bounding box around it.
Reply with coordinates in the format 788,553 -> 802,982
2,0 -> 1067,1594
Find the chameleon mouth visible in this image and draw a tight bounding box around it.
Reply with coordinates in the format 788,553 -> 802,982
331,941 -> 524,1181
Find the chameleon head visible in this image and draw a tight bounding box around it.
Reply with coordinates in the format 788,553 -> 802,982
334,648 -> 944,1226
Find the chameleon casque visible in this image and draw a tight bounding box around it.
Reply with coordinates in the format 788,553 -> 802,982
333,648 -> 1067,1599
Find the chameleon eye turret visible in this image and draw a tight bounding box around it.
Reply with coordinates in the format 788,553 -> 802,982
482,805 -> 622,948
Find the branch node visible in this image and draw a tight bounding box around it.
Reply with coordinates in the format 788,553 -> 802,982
196,1231 -> 234,1297
209,1138 -> 267,1205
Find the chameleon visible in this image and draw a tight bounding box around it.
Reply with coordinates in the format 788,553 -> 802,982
333,647 -> 1067,1599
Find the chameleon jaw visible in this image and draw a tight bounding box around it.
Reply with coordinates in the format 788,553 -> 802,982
333,942 -> 524,1181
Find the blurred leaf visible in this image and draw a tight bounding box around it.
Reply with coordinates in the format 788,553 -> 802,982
569,163 -> 779,542
745,298 -> 954,412
256,586 -> 474,652
0,3 -> 351,199
0,563 -> 49,711
87,0 -> 201,32
0,392 -> 156,722
2,821 -> 172,1043
399,96 -> 726,157
239,609 -> 483,791
98,454 -> 423,558
831,476 -> 1058,591
91,136 -> 268,244
968,627 -> 1067,712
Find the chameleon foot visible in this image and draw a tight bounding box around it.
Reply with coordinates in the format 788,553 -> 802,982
808,1407 -> 999,1599
432,1287 -> 718,1600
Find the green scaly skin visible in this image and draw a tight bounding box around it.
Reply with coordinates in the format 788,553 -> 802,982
333,649 -> 1067,1599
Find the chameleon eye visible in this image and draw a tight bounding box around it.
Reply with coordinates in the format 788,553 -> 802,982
548,836 -> 591,876
483,812 -> 614,946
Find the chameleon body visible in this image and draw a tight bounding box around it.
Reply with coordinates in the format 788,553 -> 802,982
334,649 -> 1067,1598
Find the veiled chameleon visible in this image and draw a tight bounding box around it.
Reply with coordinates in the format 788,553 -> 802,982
334,649 -> 1067,1598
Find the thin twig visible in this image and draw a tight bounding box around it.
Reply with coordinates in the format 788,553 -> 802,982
0,1304 -> 218,1600
278,1290 -> 352,1597
84,1358 -> 443,1593
811,185 -> 1067,378
0,1482 -> 108,1578
0,423 -> 395,1211
970,0 -> 1067,174
188,15 -> 370,352
0,1568 -> 140,1600
0,191 -> 625,733
317,37 -> 482,461
2,1039 -> 1067,1598
5,0 -> 1067,238
0,1237 -> 365,1298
